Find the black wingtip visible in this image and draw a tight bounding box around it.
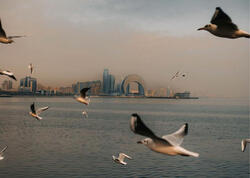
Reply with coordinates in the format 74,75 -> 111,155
131,113 -> 139,117
184,123 -> 188,134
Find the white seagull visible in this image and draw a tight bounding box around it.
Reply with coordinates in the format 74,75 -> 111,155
28,63 -> 33,74
112,153 -> 132,165
29,102 -> 49,120
198,7 -> 250,39
0,18 -> 25,44
0,146 -> 8,160
82,110 -> 88,118
171,71 -> 187,80
241,139 -> 250,152
130,113 -> 199,157
0,69 -> 17,81
75,87 -> 91,105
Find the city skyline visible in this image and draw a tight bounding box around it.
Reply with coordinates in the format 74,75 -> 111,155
0,0 -> 249,97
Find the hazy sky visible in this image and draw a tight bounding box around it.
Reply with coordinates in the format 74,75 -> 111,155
0,0 -> 249,97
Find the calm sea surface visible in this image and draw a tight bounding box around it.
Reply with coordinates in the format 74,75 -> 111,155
0,97 -> 249,178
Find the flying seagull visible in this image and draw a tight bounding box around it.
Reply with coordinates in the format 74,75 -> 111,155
29,102 -> 49,120
0,69 -> 17,81
198,7 -> 250,39
171,71 -> 186,80
241,139 -> 250,152
0,146 -> 8,160
28,63 -> 33,74
75,87 -> 91,105
82,110 -> 88,118
112,153 -> 132,165
0,18 -> 25,44
130,113 -> 199,157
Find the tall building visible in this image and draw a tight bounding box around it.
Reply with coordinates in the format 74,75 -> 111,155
103,69 -> 109,93
1,80 -> 12,90
109,74 -> 115,94
19,76 -> 37,92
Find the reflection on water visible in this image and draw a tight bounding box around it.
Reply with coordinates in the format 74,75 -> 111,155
0,97 -> 249,177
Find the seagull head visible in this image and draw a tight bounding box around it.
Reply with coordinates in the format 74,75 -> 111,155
137,138 -> 151,145
198,24 -> 217,32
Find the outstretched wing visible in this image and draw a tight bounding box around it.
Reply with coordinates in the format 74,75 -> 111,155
0,146 -> 7,154
241,139 -> 250,152
130,113 -> 157,139
171,71 -> 179,80
80,87 -> 90,98
1,70 -> 17,81
0,18 -> 7,38
162,123 -> 188,146
210,7 -> 238,30
30,103 -> 36,114
36,106 -> 49,115
118,153 -> 132,161
8,35 -> 25,39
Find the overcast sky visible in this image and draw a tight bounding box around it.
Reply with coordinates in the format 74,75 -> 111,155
0,0 -> 249,97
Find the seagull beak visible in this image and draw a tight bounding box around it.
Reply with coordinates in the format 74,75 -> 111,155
137,141 -> 142,144
197,27 -> 205,31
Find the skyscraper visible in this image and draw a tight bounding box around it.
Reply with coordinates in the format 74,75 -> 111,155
1,80 -> 12,90
19,76 -> 37,92
103,69 -> 109,93
109,74 -> 115,94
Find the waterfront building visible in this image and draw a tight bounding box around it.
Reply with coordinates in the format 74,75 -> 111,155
103,69 -> 109,93
1,80 -> 13,90
19,76 -> 37,93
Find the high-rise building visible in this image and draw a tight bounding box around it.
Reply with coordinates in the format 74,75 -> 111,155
109,74 -> 115,94
103,69 -> 109,93
19,76 -> 37,92
1,80 -> 12,90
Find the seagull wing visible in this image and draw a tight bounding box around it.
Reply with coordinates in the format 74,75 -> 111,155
30,103 -> 36,114
118,153 -> 132,161
130,113 -> 158,138
0,146 -> 7,154
36,106 -> 49,115
80,87 -> 90,98
1,70 -> 17,81
171,71 -> 179,80
241,139 -> 250,152
8,35 -> 25,39
210,7 -> 238,30
0,19 -> 7,38
162,123 -> 188,146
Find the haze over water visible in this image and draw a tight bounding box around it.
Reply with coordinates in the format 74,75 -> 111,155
0,97 -> 248,177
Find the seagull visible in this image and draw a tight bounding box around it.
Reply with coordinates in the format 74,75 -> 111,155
28,63 -> 33,74
112,153 -> 132,165
75,87 -> 91,105
198,7 -> 250,39
241,139 -> 250,152
0,18 -> 25,44
29,102 -> 49,120
0,69 -> 17,81
171,71 -> 186,80
130,113 -> 199,157
0,146 -> 8,160
82,110 -> 88,118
